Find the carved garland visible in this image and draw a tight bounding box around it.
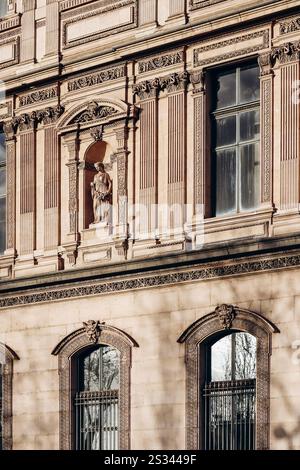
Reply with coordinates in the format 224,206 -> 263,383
178,305 -> 278,450
1,253 -> 300,308
0,343 -> 19,450
52,322 -> 138,450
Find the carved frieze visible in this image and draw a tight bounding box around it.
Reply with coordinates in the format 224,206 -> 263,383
67,65 -> 126,91
280,17 -> 300,35
3,106 -> 64,134
19,87 -> 58,107
1,253 -> 300,308
138,51 -> 184,74
271,41 -> 300,64
71,102 -> 118,124
193,29 -> 270,67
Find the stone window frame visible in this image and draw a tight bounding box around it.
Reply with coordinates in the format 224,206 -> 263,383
0,343 -> 19,450
52,322 -> 138,450
178,305 -> 279,450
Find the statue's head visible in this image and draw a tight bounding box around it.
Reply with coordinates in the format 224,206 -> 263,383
95,162 -> 105,172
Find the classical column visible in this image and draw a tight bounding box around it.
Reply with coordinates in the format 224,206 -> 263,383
62,134 -> 80,266
167,0 -> 186,25
38,107 -> 63,250
258,53 -> 274,209
271,44 -> 300,212
45,0 -> 59,59
166,72 -> 188,232
21,0 -> 35,64
133,79 -> 159,237
190,70 -> 207,218
139,0 -> 157,27
3,122 -> 17,257
113,127 -> 129,257
18,113 -> 37,255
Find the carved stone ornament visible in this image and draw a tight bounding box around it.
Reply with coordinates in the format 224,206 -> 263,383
83,320 -> 105,343
190,70 -> 205,93
19,87 -> 58,107
138,51 -> 184,74
133,72 -> 190,99
258,53 -> 273,76
3,105 -> 64,135
215,304 -> 236,330
271,41 -> 300,64
67,65 -> 126,91
280,17 -> 300,35
90,125 -> 104,141
71,101 -> 118,124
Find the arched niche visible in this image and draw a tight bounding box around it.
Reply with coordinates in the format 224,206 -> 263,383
84,140 -> 113,229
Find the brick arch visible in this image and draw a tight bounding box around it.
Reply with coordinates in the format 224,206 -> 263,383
0,343 -> 19,450
52,323 -> 138,450
178,305 -> 279,450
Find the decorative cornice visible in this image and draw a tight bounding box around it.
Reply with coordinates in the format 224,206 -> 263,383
280,17 -> 300,35
1,253 -> 300,308
67,65 -> 126,92
271,41 -> 300,64
19,87 -> 58,107
0,14 -> 20,33
138,50 -> 184,74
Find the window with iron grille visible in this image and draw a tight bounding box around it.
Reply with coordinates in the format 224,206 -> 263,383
203,332 -> 257,450
0,131 -> 6,254
211,63 -> 260,216
74,345 -> 120,450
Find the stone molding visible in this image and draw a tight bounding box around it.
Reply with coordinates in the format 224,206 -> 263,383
19,87 -> 58,108
193,29 -> 270,67
0,343 -> 19,451
178,306 -> 278,449
1,252 -> 300,308
52,323 -> 138,450
138,50 -> 184,74
0,13 -> 20,33
67,64 -> 126,92
0,33 -> 20,70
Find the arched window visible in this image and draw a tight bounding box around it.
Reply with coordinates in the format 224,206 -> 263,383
203,331 -> 256,450
0,343 -> 19,450
52,321 -> 138,450
74,344 -> 120,450
178,305 -> 278,450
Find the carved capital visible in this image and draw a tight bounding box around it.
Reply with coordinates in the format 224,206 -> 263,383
37,105 -> 64,125
160,71 -> 190,93
271,41 -> 300,64
90,125 -> 104,141
83,320 -> 105,344
190,70 -> 205,94
132,78 -> 160,100
215,304 -> 236,330
258,53 -> 274,76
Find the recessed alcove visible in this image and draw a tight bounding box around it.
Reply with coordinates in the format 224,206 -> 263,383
83,140 -> 112,229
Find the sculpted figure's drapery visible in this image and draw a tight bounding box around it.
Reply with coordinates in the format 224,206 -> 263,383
90,162 -> 112,224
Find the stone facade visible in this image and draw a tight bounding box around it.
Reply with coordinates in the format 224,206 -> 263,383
0,0 -> 300,450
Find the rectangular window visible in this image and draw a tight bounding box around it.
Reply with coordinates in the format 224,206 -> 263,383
211,64 -> 260,217
0,132 -> 6,254
0,2 -> 8,18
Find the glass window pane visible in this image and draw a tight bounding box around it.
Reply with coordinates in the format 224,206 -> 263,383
240,65 -> 260,103
81,345 -> 120,392
0,133 -> 6,163
0,2 -> 8,18
240,143 -> 260,211
216,148 -> 236,216
211,335 -> 232,381
216,115 -> 236,147
0,197 -> 6,253
234,333 -> 256,380
214,70 -> 236,109
240,110 -> 260,142
0,168 -> 6,197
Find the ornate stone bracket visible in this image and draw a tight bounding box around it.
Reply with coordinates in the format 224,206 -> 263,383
83,320 -> 105,343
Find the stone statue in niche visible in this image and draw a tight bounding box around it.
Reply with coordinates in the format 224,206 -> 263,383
90,162 -> 112,224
